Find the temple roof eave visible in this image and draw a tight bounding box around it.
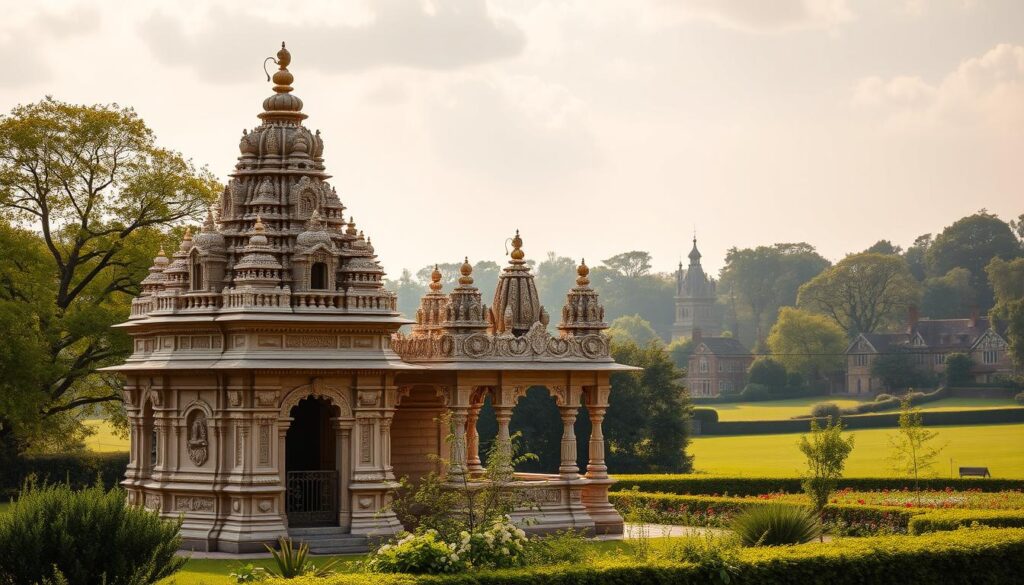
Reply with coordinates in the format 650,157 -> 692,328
101,357 -> 421,372
114,312 -> 415,329
390,360 -> 640,371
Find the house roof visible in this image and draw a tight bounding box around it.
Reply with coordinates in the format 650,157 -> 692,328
846,317 -> 1006,354
698,337 -> 749,356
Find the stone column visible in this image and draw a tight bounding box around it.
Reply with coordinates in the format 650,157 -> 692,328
447,406 -> 469,479
558,404 -> 580,479
466,400 -> 484,475
492,395 -> 514,476
580,383 -> 622,535
348,380 -> 402,538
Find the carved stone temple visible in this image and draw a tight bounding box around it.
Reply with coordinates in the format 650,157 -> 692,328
107,43 -> 629,553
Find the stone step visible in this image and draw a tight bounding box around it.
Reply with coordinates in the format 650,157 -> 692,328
307,541 -> 370,554
286,529 -> 369,554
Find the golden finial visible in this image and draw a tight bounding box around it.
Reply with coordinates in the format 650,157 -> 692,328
346,217 -> 357,236
576,259 -> 590,287
157,244 -> 166,258
459,257 -> 474,286
429,264 -> 443,292
183,226 -> 193,241
253,215 -> 266,233
265,41 -> 294,94
509,229 -> 525,263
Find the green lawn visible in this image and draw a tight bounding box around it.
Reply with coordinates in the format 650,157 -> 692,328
688,422 -> 1024,478
710,396 -> 1019,421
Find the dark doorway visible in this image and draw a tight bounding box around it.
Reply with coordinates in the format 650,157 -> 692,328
286,397 -> 338,526
310,262 -> 328,290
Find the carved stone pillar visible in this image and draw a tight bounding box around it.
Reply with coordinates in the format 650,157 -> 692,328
585,404 -> 608,480
492,402 -> 514,476
348,380 -> 402,538
558,404 -> 580,479
466,401 -> 484,475
447,406 -> 469,479
580,383 -> 621,535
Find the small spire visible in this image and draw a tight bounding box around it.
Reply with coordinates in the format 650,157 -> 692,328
183,226 -> 193,241
308,208 -> 322,229
459,257 -> 474,286
509,229 -> 525,264
576,259 -> 590,287
346,217 -> 357,236
253,215 -> 266,233
158,244 -> 166,257
270,42 -> 293,94
429,264 -> 443,293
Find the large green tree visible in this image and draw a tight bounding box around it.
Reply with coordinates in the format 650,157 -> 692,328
766,307 -> 847,380
0,98 -> 217,454
925,212 -> 1021,309
718,243 -> 830,345
797,253 -> 919,336
590,255 -> 674,341
920,267 -> 976,319
986,257 -> 1024,368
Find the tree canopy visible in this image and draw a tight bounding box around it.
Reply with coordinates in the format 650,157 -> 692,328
925,211 -> 1021,309
986,257 -> 1024,368
798,252 -> 919,336
766,307 -> 847,380
0,98 -> 218,454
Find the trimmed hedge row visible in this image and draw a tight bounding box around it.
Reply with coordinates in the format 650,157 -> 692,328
908,509 -> 1024,535
609,475 -> 1024,496
703,406 -> 1024,435
0,452 -> 129,497
263,528 -> 1024,584
609,491 -> 917,534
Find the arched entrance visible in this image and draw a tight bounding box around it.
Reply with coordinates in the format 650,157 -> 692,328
285,397 -> 340,527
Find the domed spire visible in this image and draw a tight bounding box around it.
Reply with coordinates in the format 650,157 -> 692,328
492,230 -> 544,336
559,258 -> 607,336
688,236 -> 701,263
442,256 -> 488,334
509,229 -> 525,264
576,259 -> 590,287
458,257 -> 474,286
260,42 -> 306,121
429,264 -> 443,293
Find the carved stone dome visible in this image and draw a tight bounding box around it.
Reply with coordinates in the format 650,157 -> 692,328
193,210 -> 225,251
296,209 -> 333,250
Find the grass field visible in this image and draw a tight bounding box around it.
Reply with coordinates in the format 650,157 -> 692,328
688,422 -> 1024,478
710,396 -> 1019,421
83,419 -> 129,452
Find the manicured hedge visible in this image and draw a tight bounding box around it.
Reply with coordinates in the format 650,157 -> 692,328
263,528 -> 1024,584
703,407 -> 1024,435
609,475 -> 1024,496
609,491 -> 917,534
908,509 -> 1024,535
1,452 -> 129,497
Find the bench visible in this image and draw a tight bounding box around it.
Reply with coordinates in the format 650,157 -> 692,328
959,466 -> 991,478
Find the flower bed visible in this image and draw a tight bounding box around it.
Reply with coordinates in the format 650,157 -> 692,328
772,487 -> 1024,511
609,475 -> 1024,496
262,528 -> 1024,584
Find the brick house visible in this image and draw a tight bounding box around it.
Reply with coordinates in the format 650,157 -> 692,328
845,309 -> 1014,395
687,330 -> 753,397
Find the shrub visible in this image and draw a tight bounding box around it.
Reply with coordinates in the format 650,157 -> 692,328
875,393 -> 894,402
740,383 -> 771,401
454,516 -> 528,569
0,483 -> 183,585
265,538 -> 339,578
908,509 -> 1024,535
522,530 -> 590,565
1015,391 -> 1024,406
665,533 -> 741,584
691,408 -> 719,423
609,475 -> 1024,496
731,503 -> 821,546
1,452 -> 128,498
809,402 -> 842,420
367,530 -> 467,574
945,352 -> 974,386
747,358 -> 788,391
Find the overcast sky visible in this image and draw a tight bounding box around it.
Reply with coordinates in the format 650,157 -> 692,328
3,0 -> 1021,277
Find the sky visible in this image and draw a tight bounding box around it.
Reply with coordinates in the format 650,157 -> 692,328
2,0 -> 1022,278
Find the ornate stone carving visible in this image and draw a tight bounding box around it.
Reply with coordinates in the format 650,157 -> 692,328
144,493 -> 161,510
255,390 -> 278,407
187,411 -> 209,466
227,390 -> 243,407
357,390 -> 379,407
175,495 -> 215,512
258,423 -> 271,466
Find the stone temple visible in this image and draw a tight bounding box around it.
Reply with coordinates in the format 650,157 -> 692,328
108,43 -> 628,553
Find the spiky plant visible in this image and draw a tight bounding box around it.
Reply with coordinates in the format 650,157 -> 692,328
730,504 -> 821,547
264,537 -> 340,578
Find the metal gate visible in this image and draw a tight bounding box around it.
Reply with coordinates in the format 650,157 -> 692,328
286,470 -> 338,526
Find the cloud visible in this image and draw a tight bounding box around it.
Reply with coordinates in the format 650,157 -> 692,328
422,74 -> 599,183
0,5 -> 100,86
140,0 -> 526,82
649,0 -> 853,33
852,43 -> 1024,129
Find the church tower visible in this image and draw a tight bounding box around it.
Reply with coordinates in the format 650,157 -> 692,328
672,237 -> 720,340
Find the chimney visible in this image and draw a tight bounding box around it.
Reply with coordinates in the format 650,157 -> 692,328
908,305 -> 919,334
969,306 -> 980,329
692,327 -> 702,343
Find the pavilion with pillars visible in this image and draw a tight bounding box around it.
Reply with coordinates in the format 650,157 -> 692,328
107,43 -> 628,554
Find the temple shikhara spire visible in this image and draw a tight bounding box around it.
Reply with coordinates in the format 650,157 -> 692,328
110,43 -> 629,555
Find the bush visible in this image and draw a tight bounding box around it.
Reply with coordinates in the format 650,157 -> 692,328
731,503 -> 821,546
809,402 -> 842,421
1015,392 -> 1024,406
0,483 -> 183,585
691,408 -> 719,424
875,393 -> 894,402
747,358 -> 788,391
263,528 -> 1024,585
522,530 -> 590,566
945,353 -> 974,386
740,383 -> 772,401
609,475 -> 1024,496
1,452 -> 128,498
908,509 -> 1024,535
367,530 -> 467,574
454,517 -> 528,569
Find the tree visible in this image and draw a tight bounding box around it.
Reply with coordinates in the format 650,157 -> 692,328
605,339 -> 692,473
920,268 -> 976,319
986,257 -> 1024,369
797,252 -> 919,336
864,240 -> 903,255
766,307 -> 846,380
944,352 -> 974,386
0,98 -> 218,454
666,337 -> 695,372
747,357 -> 788,391
889,397 -> 944,503
905,234 -> 932,281
534,252 -> 578,319
870,351 -> 931,391
719,243 -> 829,345
925,211 -> 1021,309
798,419 -> 854,529
590,260 -> 675,340
385,268 -> 428,323
602,251 -> 652,278
607,314 -> 660,346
